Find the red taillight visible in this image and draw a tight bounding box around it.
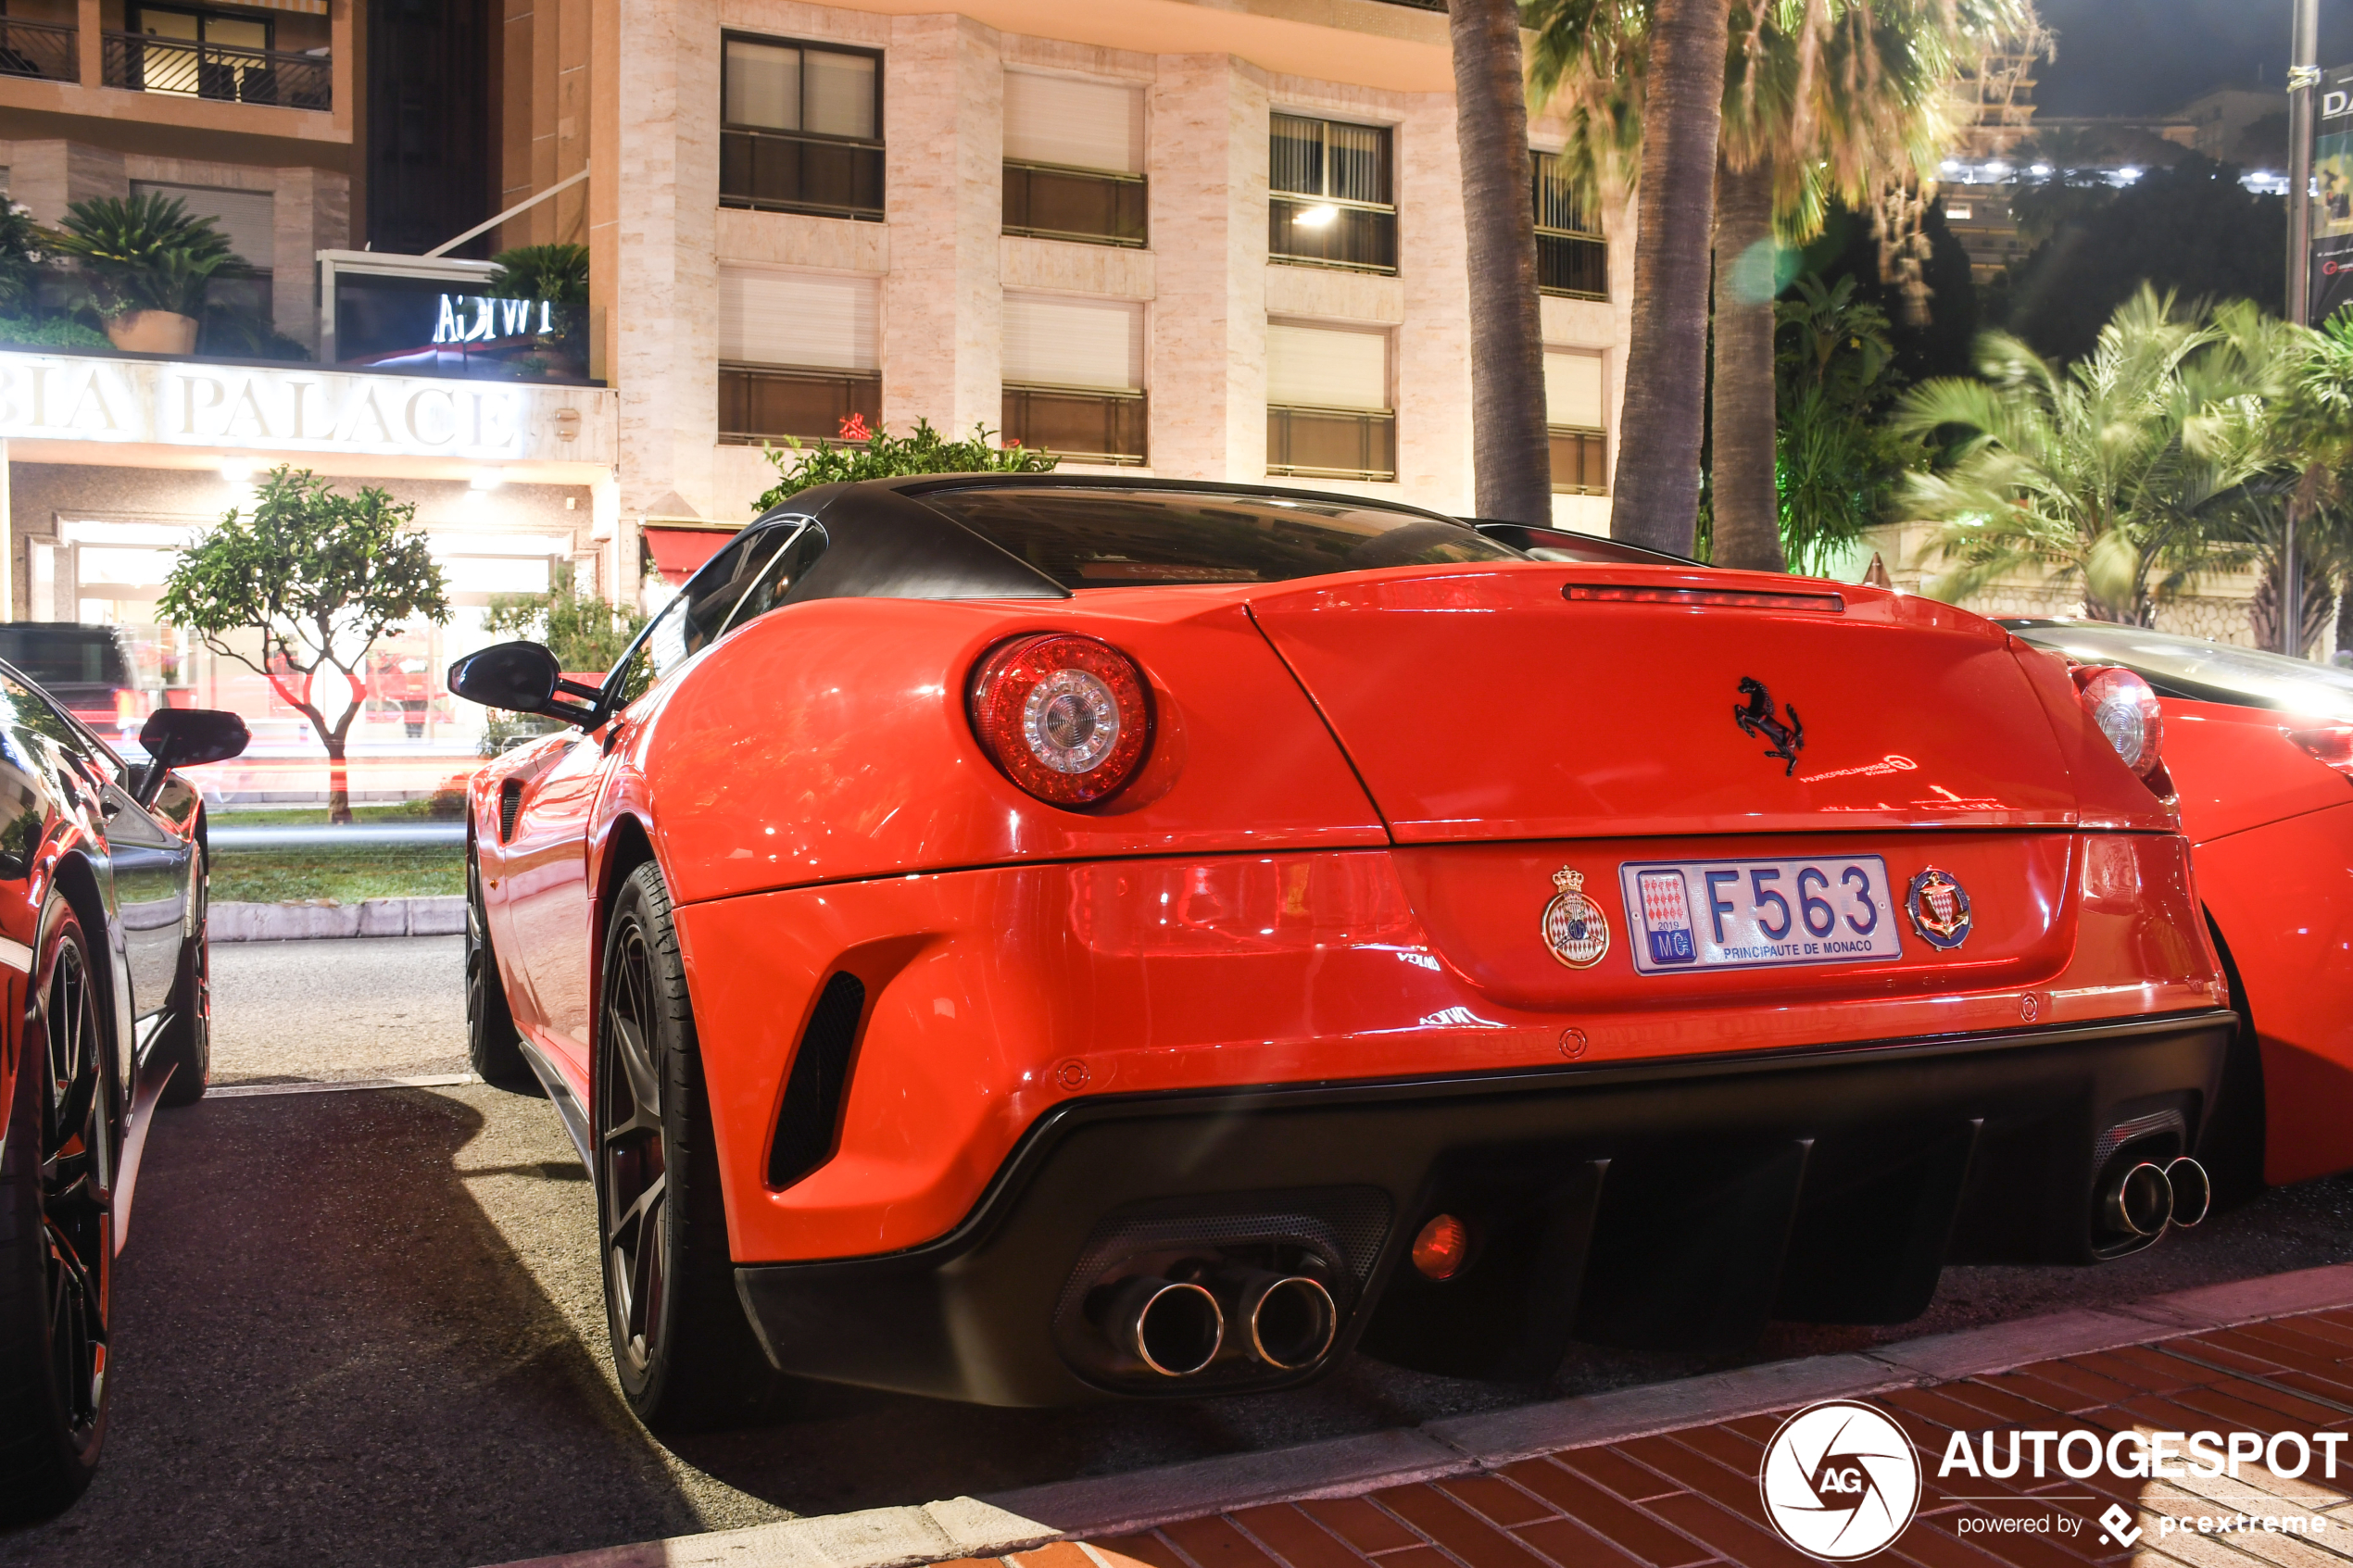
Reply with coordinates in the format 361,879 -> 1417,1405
1411,1214 -> 1470,1280
2290,725 -> 2353,779
967,633 -> 1151,806
2072,665 -> 2164,781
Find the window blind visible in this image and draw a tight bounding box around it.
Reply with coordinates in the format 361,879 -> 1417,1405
1003,295 -> 1142,389
719,269 -> 878,370
1004,72 -> 1144,174
725,41 -> 799,130
1267,322 -> 1389,409
132,182 -> 274,271
1544,349 -> 1605,429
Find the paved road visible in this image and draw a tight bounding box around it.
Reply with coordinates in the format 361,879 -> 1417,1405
3,937 -> 2352,1566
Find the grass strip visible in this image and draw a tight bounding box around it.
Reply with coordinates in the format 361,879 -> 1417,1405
210,844 -> 465,904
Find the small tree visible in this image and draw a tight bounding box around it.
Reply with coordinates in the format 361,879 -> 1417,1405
484,560 -> 645,671
159,466 -> 451,823
754,415 -> 1056,512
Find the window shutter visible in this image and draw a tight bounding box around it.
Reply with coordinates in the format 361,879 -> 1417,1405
1003,295 -> 1142,389
719,269 -> 878,370
1544,349 -> 1605,429
802,49 -> 875,139
132,182 -> 275,271
1267,323 -> 1389,410
724,40 -> 799,130
1004,72 -> 1144,174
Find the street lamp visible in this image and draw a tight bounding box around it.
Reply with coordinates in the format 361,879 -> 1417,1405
2285,0 -> 2320,657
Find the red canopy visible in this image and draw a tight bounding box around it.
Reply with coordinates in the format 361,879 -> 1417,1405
644,525 -> 735,584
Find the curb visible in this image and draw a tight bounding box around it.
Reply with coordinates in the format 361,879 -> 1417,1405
470,1261 -> 2353,1568
211,897 -> 466,941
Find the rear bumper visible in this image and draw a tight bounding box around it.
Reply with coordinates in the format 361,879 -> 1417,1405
735,1008 -> 2234,1406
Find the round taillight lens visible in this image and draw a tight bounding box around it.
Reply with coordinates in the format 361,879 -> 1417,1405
2075,665 -> 2164,780
1411,1214 -> 1470,1280
968,633 -> 1152,806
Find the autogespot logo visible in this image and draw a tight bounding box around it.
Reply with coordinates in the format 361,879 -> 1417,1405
1759,1401 -> 1924,1561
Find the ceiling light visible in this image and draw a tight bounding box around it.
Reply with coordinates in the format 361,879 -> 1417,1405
220,460 -> 254,483
1292,204 -> 1340,229
470,471 -> 504,491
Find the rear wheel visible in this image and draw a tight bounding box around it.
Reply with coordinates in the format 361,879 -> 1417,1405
467,847 -> 536,1092
597,861 -> 777,1432
0,900 -> 117,1520
150,846 -> 209,1109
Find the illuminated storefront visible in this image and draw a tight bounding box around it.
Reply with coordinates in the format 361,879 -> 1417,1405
0,348 -> 620,801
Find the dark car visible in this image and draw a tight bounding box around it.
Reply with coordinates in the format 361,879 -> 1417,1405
0,671 -> 245,1519
0,626 -> 152,746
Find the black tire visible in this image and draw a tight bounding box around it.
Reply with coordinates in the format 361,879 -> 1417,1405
467,847 -> 537,1093
0,898 -> 116,1521
596,860 -> 778,1432
151,845 -> 209,1109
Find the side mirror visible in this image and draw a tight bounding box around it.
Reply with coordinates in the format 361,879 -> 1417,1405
136,707 -> 249,807
447,641 -> 603,724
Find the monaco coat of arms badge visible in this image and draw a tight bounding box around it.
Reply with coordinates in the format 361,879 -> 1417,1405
1905,868 -> 1973,949
1541,867 -> 1611,969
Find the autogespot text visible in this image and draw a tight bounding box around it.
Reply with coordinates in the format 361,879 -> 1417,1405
1939,1426 -> 2342,1542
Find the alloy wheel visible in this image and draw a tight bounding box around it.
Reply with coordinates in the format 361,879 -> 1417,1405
38,938 -> 110,1445
598,916 -> 668,1377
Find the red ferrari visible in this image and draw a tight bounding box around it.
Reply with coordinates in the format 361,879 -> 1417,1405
2004,620 -> 2353,1204
452,478 -> 2231,1430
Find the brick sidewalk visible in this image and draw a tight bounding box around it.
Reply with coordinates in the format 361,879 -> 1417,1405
969,1309 -> 2353,1568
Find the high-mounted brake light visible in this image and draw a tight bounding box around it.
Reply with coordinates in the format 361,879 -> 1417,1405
2072,665 -> 2165,782
2289,725 -> 2353,780
968,633 -> 1152,807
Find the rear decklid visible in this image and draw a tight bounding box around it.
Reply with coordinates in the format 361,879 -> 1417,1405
1246,562 -> 2101,840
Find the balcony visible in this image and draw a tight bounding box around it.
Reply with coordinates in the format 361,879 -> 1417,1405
718,365 -> 880,445
1269,196 -> 1398,274
1000,384 -> 1147,466
103,31 -> 331,112
1538,232 -> 1609,299
720,127 -> 884,221
1549,427 -> 1608,495
1267,405 -> 1396,483
0,19 -> 76,82
1003,163 -> 1147,248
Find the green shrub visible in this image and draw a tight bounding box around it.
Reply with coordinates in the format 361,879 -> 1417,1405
755,416 -> 1056,512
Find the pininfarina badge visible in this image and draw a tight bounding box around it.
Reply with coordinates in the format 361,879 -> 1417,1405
1541,867 -> 1611,969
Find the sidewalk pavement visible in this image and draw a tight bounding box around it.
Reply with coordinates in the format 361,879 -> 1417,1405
486,1264 -> 2353,1568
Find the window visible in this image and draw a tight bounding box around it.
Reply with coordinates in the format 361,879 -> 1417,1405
1002,72 -> 1146,247
1533,151 -> 1607,299
912,488 -> 1515,589
1001,295 -> 1146,466
716,269 -> 881,445
131,181 -> 273,321
1266,321 -> 1394,483
1544,349 -> 1608,495
721,34 -> 884,221
1269,113 -> 1397,273
610,521 -> 814,707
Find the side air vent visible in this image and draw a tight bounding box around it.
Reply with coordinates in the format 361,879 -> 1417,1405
768,972 -> 867,1189
497,779 -> 523,843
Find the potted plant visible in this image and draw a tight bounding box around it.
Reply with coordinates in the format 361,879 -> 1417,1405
486,242 -> 587,378
45,192 -> 245,356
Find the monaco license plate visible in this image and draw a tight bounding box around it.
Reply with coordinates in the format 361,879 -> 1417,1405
1617,856 -> 1904,974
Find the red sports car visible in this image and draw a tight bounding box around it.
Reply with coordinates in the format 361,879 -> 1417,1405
2004,619 -> 2353,1203
452,478 -> 2232,1430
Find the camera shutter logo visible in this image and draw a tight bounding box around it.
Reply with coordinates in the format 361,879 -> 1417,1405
1758,1400 -> 1922,1561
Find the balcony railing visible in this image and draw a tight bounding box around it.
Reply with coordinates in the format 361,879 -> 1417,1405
1001,384 -> 1147,466
1269,196 -> 1398,274
1003,163 -> 1146,248
0,19 -> 76,82
1267,405 -> 1397,483
1538,232 -> 1608,299
1549,427 -> 1608,495
103,32 -> 332,111
719,364 -> 880,445
721,127 -> 884,221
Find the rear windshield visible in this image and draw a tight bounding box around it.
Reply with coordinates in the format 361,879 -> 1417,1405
2004,620 -> 2353,721
913,487 -> 1521,588
0,628 -> 131,689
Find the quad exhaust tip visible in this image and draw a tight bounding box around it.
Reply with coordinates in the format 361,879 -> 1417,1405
1230,1272 -> 1338,1371
1108,1277 -> 1224,1377
2104,1160 -> 2174,1239
2166,1157 -> 2211,1228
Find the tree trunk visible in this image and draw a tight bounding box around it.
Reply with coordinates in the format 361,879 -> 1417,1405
324,734 -> 352,825
1611,0 -> 1732,556
1449,0 -> 1551,524
1708,152 -> 1784,571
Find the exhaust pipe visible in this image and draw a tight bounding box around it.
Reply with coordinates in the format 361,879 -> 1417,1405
2165,1157 -> 2212,1228
1105,1277 -> 1224,1376
1221,1271 -> 1338,1371
2100,1160 -> 2174,1239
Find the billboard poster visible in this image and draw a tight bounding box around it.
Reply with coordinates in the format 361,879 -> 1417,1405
2310,64 -> 2353,324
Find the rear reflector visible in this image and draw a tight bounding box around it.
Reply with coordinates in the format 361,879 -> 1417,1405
2290,726 -> 2353,779
1564,583 -> 1845,613
1411,1214 -> 1470,1280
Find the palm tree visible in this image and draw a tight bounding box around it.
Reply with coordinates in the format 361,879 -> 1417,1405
2219,302 -> 2353,654
1449,0 -> 1551,523
1528,0 -> 2037,564
1892,287 -> 2268,625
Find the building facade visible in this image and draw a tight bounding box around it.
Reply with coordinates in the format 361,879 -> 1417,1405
502,0 -> 1631,575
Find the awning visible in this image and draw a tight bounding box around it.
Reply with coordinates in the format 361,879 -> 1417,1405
644,524 -> 736,583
